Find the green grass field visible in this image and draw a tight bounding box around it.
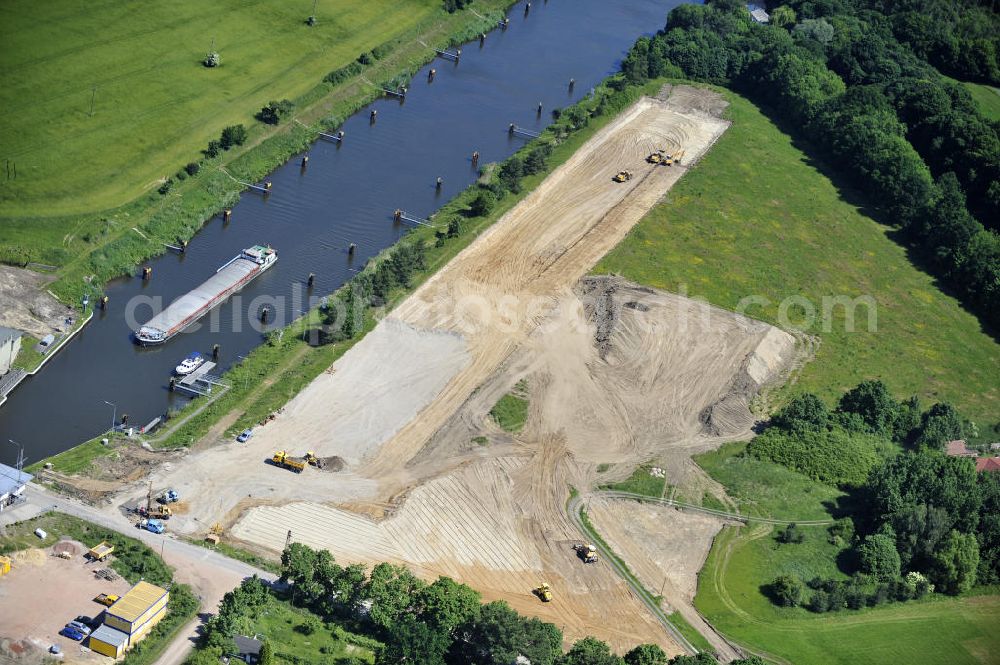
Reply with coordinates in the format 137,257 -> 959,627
693,444 -> 1000,665
963,81 -> 1000,121
489,379 -> 530,433
0,0 -> 440,218
255,598 -> 376,663
594,89 -> 999,431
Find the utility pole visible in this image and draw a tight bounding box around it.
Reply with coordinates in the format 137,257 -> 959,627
7,440 -> 25,483
89,86 -> 97,117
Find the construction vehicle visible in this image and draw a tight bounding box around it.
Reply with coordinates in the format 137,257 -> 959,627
87,541 -> 115,562
665,149 -> 685,166
147,505 -> 172,520
573,543 -> 598,564
646,151 -> 664,164
271,450 -> 307,473
304,452 -> 326,468
533,583 -> 553,602
158,489 -> 179,504
612,170 -> 633,183
94,593 -> 120,607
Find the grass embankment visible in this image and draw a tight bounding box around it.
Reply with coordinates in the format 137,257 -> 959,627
0,1 -> 510,302
594,88 -> 999,431
0,513 -> 200,665
693,444 -> 1000,665
489,379 -> 530,433
25,433 -> 119,475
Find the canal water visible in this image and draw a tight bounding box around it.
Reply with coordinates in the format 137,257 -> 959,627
0,0 -> 680,465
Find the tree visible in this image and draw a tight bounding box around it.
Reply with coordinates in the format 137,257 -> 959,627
498,157 -> 524,193
259,640 -> 274,665
381,614 -> 450,665
771,6 -> 796,29
416,576 -> 481,635
364,562 -> 426,631
449,601 -> 561,665
469,191 -> 496,217
257,99 -> 295,125
624,644 -> 668,665
837,380 -> 899,437
857,533 -> 901,581
777,523 -> 805,544
184,162 -> 200,176
560,637 -> 623,665
771,393 -> 828,432
770,575 -> 804,607
912,402 -> 963,450
931,530 -> 979,595
793,18 -> 835,45
220,124 -> 248,149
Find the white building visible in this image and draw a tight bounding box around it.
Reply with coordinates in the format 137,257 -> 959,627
0,327 -> 21,375
748,4 -> 770,23
0,462 -> 32,513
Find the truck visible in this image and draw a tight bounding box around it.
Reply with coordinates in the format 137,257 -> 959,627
271,450 -> 307,473
158,489 -> 179,504
94,593 -> 120,607
87,541 -> 115,562
573,543 -> 598,564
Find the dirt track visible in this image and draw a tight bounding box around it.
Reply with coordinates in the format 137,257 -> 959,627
112,88 -> 798,652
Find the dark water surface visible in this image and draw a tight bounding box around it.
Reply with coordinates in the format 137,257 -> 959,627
0,0 -> 680,465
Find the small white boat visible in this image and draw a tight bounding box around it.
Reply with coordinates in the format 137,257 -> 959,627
174,352 -> 205,376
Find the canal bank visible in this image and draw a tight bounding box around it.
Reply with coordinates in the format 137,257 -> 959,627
0,0 -> 683,467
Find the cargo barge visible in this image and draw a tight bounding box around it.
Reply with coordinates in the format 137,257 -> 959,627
135,245 -> 276,346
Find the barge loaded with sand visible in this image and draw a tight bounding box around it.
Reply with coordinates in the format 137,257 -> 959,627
134,245 -> 276,346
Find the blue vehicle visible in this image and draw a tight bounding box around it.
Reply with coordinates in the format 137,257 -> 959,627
59,626 -> 85,641
139,518 -> 165,534
236,428 -> 254,443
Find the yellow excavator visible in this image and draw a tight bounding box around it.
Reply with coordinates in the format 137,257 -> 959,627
646,150 -> 665,164
665,149 -> 686,166
613,170 -> 633,183
533,582 -> 553,602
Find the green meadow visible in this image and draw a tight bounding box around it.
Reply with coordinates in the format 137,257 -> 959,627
595,88 -> 999,431
0,0 -> 440,218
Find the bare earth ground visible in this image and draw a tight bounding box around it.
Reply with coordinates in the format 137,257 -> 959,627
92,88 -> 798,652
587,498 -> 742,660
0,542 -> 131,664
0,265 -> 67,339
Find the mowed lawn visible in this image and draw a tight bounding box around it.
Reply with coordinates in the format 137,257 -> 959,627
694,443 -> 1000,665
0,0 -> 439,217
594,89 -> 999,429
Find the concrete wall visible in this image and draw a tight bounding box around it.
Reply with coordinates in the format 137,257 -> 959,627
0,333 -> 21,375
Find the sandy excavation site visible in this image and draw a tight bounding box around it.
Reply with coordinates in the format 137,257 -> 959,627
113,87 -> 796,652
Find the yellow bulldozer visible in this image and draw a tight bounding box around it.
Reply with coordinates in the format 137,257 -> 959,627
271,450 -> 307,473
533,582 -> 553,602
612,170 -> 633,183
646,151 -> 665,164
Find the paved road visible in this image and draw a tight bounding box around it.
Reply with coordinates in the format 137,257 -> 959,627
7,485 -> 276,665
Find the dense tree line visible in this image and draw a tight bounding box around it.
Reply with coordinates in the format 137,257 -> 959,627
620,0 -> 1000,331
183,543 -> 766,665
756,380 -> 1000,613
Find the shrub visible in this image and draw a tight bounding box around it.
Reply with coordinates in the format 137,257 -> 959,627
747,427 -> 882,486
770,575 -> 804,607
857,534 -> 902,581
204,140 -> 222,158
184,162 -> 200,176
776,523 -> 805,544
158,179 -> 173,195
469,190 -> 496,217
220,124 -> 248,149
324,62 -> 363,85
204,52 -> 220,68
257,99 -> 295,125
